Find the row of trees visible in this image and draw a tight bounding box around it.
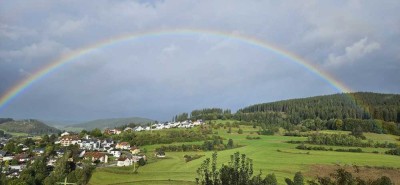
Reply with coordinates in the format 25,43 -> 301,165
296,144 -> 363,153
307,133 -> 365,147
155,137 -> 236,152
190,108 -> 232,121
286,118 -> 399,136
306,133 -> 398,148
385,147 -> 400,156
174,108 -> 233,122
111,128 -> 210,146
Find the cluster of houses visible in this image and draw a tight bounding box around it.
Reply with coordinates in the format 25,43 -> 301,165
105,120 -> 204,134
56,132 -> 147,167
0,120 -> 205,178
0,131 -> 149,178
0,136 -> 52,178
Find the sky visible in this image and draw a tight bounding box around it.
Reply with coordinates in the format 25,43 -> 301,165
0,0 -> 399,122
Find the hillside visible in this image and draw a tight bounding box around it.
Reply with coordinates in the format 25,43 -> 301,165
0,118 -> 14,124
67,117 -> 154,131
0,119 -> 60,135
238,92 -> 400,123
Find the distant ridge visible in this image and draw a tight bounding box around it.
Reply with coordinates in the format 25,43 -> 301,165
0,119 -> 60,135
66,117 -> 154,131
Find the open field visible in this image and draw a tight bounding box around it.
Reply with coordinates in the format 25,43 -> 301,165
0,129 -> 30,137
89,124 -> 400,185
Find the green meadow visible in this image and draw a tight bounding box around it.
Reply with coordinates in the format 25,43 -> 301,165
88,123 -> 400,185
0,129 -> 30,137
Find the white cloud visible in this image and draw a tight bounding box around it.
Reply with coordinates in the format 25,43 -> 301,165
47,17 -> 89,37
326,38 -> 380,66
162,44 -> 179,54
18,68 -> 31,77
0,39 -> 69,61
0,24 -> 37,40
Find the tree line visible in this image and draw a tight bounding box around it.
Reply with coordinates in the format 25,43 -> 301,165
174,108 -> 232,122
173,93 -> 400,136
155,137 -> 236,152
239,92 -> 400,123
305,133 -> 397,148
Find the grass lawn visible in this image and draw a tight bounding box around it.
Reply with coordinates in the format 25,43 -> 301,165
89,124 -> 400,185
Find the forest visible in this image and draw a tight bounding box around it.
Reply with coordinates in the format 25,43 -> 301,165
176,92 -> 400,135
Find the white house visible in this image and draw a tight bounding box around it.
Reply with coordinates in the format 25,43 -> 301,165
193,120 -> 204,126
10,165 -> 25,172
109,149 -> 121,158
59,135 -> 80,146
83,152 -> 108,163
104,129 -> 122,135
32,148 -> 45,156
134,126 -> 144,132
117,157 -> 133,167
61,132 -> 70,137
47,158 -> 57,166
79,139 -> 100,150
17,144 -> 29,151
100,139 -> 114,149
115,142 -> 130,150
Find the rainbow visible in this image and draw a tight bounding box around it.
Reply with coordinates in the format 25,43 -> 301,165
0,28 -> 354,111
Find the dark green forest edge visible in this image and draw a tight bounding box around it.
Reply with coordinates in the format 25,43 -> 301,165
177,92 -> 400,135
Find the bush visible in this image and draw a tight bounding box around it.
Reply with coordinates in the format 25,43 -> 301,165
246,135 -> 261,140
296,144 -> 363,153
385,147 -> 400,156
184,154 -> 203,162
138,158 -> 146,166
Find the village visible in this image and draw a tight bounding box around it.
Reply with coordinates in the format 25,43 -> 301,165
0,120 -> 204,178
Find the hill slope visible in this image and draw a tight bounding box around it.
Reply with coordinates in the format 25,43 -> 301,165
238,92 -> 400,123
0,119 -> 60,135
67,117 -> 154,131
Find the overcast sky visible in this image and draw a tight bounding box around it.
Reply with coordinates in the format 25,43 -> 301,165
0,1 -> 399,122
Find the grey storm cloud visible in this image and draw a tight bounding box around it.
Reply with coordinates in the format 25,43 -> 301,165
0,0 -> 399,121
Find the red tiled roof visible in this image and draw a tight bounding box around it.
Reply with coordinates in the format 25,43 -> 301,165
118,142 -> 129,146
84,152 -> 106,159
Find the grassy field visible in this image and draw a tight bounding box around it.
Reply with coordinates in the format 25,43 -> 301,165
0,129 -> 30,137
89,123 -> 400,185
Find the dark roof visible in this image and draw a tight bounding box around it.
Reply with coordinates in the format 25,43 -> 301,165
0,150 -> 7,156
33,148 -> 45,152
117,157 -> 127,161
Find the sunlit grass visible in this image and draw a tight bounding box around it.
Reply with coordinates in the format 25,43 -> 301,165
89,124 -> 400,185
